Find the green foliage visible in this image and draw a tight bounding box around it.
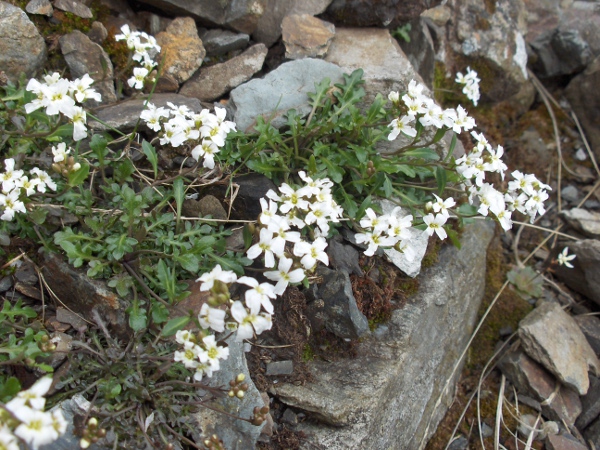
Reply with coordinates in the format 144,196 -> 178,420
392,23 -> 412,43
507,266 -> 544,300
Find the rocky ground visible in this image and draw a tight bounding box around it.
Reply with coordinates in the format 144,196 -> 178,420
2,0 -> 600,449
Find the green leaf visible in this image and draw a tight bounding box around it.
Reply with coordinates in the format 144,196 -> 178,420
458,203 -> 478,216
445,133 -> 457,161
507,266 -> 543,300
446,227 -> 461,250
142,140 -> 158,178
321,158 -> 344,183
90,134 -> 109,161
434,166 -> 447,196
403,148 -> 440,161
243,224 -> 254,250
161,316 -> 191,337
173,253 -> 200,273
151,302 -> 169,324
383,175 -> 393,198
46,123 -> 74,140
173,177 -> 184,220
29,207 -> 48,225
308,154 -> 318,176
128,300 -> 147,332
67,162 -> 90,187
0,376 -> 21,402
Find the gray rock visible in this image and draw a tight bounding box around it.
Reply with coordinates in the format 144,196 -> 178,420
0,276 -> 13,292
554,239 -> 600,305
87,21 -> 108,45
266,360 -> 294,376
546,434 -> 588,450
89,93 -> 203,132
156,17 -> 205,85
576,375 -> 600,430
326,234 -> 363,277
305,266 -> 369,339
585,415 -> 600,448
561,208 -> 600,238
281,408 -> 298,425
379,199 -> 429,278
519,301 -> 600,395
60,30 -> 116,105
447,436 -> 468,450
498,348 -> 582,425
180,44 -> 267,102
192,334 -> 265,450
15,261 -> 39,285
275,220 -> 494,448
198,195 -> 228,220
522,0 -> 561,44
281,14 -> 335,60
561,185 -> 580,203
253,0 -> 332,47
201,29 -> 250,57
530,29 -> 593,78
26,0 -> 53,16
325,27 -> 425,106
0,2 -> 47,84
575,315 -> 600,355
321,0 -> 437,28
135,0 -> 266,34
561,4 -> 600,58
397,18 -> 436,88
565,56 -> 600,164
54,0 -> 92,18
229,58 -> 344,133
231,173 -> 277,220
447,0 -> 529,103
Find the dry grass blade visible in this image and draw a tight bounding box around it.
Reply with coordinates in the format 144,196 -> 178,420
571,111 -> 600,177
494,374 -> 506,450
524,413 -> 541,450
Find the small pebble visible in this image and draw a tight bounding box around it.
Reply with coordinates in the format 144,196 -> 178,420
575,148 -> 588,161
561,185 -> 580,203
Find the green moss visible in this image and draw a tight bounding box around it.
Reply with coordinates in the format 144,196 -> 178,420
301,343 -> 315,362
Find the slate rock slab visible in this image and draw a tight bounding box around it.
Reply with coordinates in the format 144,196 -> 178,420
554,239 -> 600,306
519,301 -> 600,395
561,208 -> 600,238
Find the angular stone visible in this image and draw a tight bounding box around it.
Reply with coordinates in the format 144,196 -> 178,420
530,29 -> 593,78
89,93 -> 203,132
156,17 -> 205,84
498,348 -> 582,425
197,195 -> 228,220
575,315 -> 600,355
0,2 -> 47,83
201,29 -> 249,57
565,57 -> 600,165
229,58 -> 344,133
60,30 -> 116,105
305,266 -> 369,339
327,234 -> 363,277
41,252 -> 131,340
397,18 -> 436,88
275,220 -> 494,448
54,0 -> 92,18
325,28 -> 424,106
180,43 -> 267,102
554,239 -> 600,306
545,433 -> 587,450
266,360 -> 294,376
253,0 -> 333,47
26,0 -> 53,16
231,173 -> 277,221
321,0 -> 437,28
135,0 -> 266,34
191,334 -> 265,450
519,301 -> 600,395
576,375 -> 600,430
281,14 -> 335,60
87,21 -> 108,45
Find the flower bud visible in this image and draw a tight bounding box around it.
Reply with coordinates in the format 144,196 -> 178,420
80,438 -> 91,449
236,390 -> 244,399
236,373 -> 245,383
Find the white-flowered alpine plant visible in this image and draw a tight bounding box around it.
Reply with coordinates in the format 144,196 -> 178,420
114,24 -> 161,90
0,376 -> 67,449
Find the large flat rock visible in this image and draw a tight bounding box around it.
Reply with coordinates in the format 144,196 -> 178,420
274,220 -> 495,449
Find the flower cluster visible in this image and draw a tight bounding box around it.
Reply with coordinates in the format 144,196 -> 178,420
387,79 -> 476,141
140,104 -> 236,169
455,67 -> 481,106
174,329 -> 230,381
0,158 -> 56,221
0,377 -> 67,450
24,72 -> 101,141
355,206 -> 417,257
114,24 -> 161,90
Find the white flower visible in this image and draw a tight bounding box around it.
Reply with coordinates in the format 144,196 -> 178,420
450,105 -> 476,133
198,303 -> 226,332
557,247 -> 576,268
199,335 -> 229,370
258,198 -> 279,225
246,227 -> 285,268
42,78 -> 77,116
230,300 -> 272,341
0,190 -> 26,221
423,213 -> 448,240
175,330 -> 194,345
12,408 -> 57,450
238,276 -> 277,314
5,376 -> 52,413
278,183 -> 309,213
50,410 -> 67,436
197,265 -> 237,291
65,106 -> 88,141
15,176 -> 40,197
355,230 -> 397,257
128,67 -> 149,90
388,91 -> 400,103
140,103 -> 169,132
193,362 -> 215,380
430,194 -> 455,217
264,256 -> 305,295
388,115 -> 417,140
174,344 -> 201,369
1,158 -> 24,192
70,74 -> 101,103
0,425 -> 19,450
51,142 -> 70,163
30,168 -> 56,193
293,237 -> 329,270
191,139 -> 220,169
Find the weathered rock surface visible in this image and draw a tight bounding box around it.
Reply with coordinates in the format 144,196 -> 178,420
519,301 -> 600,395
560,208 -> 600,238
325,27 -> 423,106
305,266 -> 370,339
554,239 -> 600,305
41,252 -> 131,340
281,14 -> 335,60
54,0 -> 92,18
25,0 -> 53,16
0,2 -> 47,83
253,0 -> 332,47
201,29 -> 249,57
530,28 -> 593,78
327,235 -> 364,277
565,56 -> 600,164
498,348 -> 582,425
321,0 -> 439,28
228,58 -> 344,132
575,315 -> 600,356
180,44 -> 267,102
192,334 -> 265,450
447,0 -> 529,103
397,18 -> 436,88
156,17 -> 205,85
89,93 -> 202,132
275,220 -> 494,449
60,30 -> 116,105
230,173 -> 277,220
545,434 -> 589,450
576,375 -> 600,430
135,0 -> 266,34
